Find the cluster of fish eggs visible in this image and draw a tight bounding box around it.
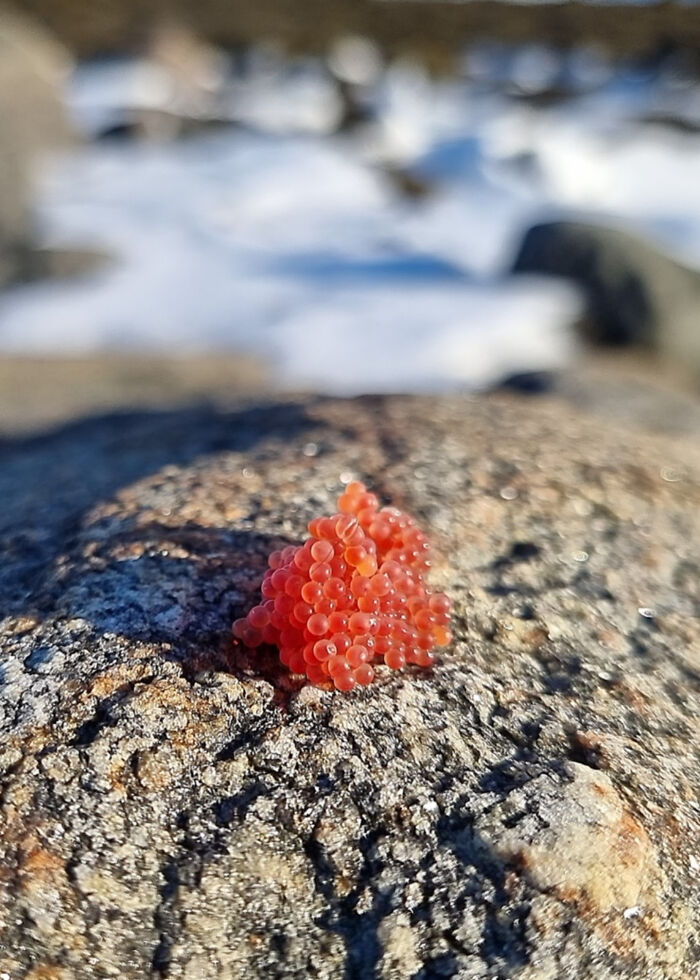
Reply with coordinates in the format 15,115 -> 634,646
233,482 -> 452,691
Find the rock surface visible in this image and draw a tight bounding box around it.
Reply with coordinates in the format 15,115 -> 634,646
0,394 -> 698,979
512,221 -> 700,386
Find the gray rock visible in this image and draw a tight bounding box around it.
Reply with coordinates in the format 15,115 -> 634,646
0,5 -> 74,286
0,394 -> 698,978
116,21 -> 231,142
512,220 -> 700,385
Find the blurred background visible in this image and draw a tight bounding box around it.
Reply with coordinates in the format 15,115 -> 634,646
2,0 -> 700,432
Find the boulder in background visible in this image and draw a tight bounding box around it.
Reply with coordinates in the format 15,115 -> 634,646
0,4 -> 74,286
512,220 -> 700,386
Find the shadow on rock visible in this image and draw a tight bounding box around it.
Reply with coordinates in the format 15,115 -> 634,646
54,517 -> 302,680
436,795 -> 534,972
0,400 -> 326,665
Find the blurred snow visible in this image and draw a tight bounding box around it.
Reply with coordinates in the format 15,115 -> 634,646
2,48 -> 700,392
68,58 -> 174,136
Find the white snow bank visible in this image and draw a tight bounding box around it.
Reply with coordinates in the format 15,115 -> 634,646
3,52 -> 700,393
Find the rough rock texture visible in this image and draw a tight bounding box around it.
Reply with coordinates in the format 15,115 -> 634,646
0,394 -> 698,979
512,221 -> 700,385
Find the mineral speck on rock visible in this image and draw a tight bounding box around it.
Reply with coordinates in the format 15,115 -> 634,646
478,762 -> 657,911
0,394 -> 698,979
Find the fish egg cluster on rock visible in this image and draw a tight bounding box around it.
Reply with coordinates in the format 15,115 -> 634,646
233,482 -> 451,690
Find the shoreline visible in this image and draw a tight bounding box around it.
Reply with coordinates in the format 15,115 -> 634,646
21,0 -> 700,63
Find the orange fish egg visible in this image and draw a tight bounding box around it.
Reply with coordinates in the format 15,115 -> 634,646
233,482 -> 451,691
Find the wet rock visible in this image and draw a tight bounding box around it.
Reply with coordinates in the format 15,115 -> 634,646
512,220 -> 700,384
0,394 -> 698,978
497,370 -> 555,395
